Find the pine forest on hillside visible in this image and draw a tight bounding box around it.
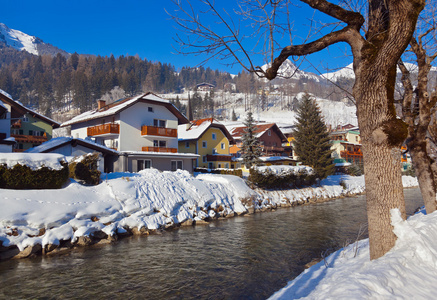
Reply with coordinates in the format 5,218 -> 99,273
0,44 -> 355,123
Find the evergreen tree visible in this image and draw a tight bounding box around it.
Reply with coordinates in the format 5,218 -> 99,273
293,93 -> 334,179
241,112 -> 262,168
231,109 -> 237,121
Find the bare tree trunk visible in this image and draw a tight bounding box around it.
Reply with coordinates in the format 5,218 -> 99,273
409,141 -> 437,212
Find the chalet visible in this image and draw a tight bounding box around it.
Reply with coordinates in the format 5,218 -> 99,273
178,118 -> 234,169
61,92 -> 198,173
228,123 -> 289,158
0,90 -> 60,152
330,128 -> 363,165
196,82 -> 215,91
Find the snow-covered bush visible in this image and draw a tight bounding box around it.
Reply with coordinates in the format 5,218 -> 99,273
0,162 -> 69,189
68,153 -> 101,185
249,165 -> 316,189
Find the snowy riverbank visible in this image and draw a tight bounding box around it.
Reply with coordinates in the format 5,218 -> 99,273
269,208 -> 437,300
0,170 -> 418,261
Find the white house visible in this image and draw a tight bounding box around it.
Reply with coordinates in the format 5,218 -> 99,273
0,101 -> 15,152
61,92 -> 198,173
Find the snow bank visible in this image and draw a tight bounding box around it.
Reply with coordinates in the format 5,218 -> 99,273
256,165 -> 313,175
269,208 -> 437,300
0,153 -> 66,170
0,171 -> 418,258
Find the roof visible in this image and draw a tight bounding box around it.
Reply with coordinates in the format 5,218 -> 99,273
0,90 -> 61,128
25,137 -> 119,155
230,123 -> 287,142
178,118 -> 235,143
62,92 -> 189,127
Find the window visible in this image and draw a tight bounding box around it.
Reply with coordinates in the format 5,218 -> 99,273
202,141 -> 207,148
153,140 -> 167,148
22,116 -> 29,122
212,133 -> 216,140
148,107 -> 154,112
137,159 -> 152,171
268,130 -> 271,136
153,119 -> 166,128
171,160 -> 183,171
212,148 -> 217,154
202,156 -> 207,163
185,141 -> 190,148
221,143 -> 225,150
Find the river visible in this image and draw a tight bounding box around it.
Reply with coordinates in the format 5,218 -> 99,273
0,188 -> 423,300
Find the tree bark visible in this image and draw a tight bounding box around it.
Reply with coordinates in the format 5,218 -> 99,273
352,0 -> 424,259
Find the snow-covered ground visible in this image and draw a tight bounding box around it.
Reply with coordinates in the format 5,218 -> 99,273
269,207 -> 437,300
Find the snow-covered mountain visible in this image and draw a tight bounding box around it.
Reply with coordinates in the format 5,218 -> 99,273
262,59 -> 321,82
0,23 -> 69,57
322,61 -> 437,82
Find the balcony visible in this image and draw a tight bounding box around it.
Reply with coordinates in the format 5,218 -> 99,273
11,134 -> 48,144
142,146 -> 178,153
261,145 -> 285,153
87,123 -> 120,137
340,149 -> 363,157
206,154 -> 232,162
141,126 -> 177,138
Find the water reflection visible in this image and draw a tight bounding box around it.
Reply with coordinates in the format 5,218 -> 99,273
0,189 -> 423,299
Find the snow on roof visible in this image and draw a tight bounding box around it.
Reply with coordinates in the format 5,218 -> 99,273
178,118 -> 224,141
25,137 -> 119,154
0,89 -> 13,100
120,151 -> 199,158
62,93 -> 172,127
230,123 -> 278,139
0,153 -> 66,170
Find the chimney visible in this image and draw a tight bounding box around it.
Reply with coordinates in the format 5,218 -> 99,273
97,100 -> 106,109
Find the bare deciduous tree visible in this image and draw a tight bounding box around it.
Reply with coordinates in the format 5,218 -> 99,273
170,0 -> 425,260
398,4 -> 437,214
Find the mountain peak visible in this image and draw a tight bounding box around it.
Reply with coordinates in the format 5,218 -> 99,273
0,22 -> 69,57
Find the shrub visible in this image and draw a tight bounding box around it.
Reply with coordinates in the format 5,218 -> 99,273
248,167 -> 316,189
68,153 -> 101,185
194,167 -> 243,177
0,162 -> 69,189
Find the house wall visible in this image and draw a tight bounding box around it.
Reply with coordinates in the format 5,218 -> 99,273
125,155 -> 195,173
0,119 -> 10,138
0,144 -> 12,153
119,102 -> 179,152
12,113 -> 56,151
259,130 -> 283,148
197,127 -> 229,168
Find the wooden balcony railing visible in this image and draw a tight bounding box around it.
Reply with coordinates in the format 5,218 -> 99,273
11,134 -> 48,144
340,150 -> 363,157
142,147 -> 178,153
141,126 -> 177,138
261,145 -> 285,152
87,123 -> 120,136
206,154 -> 232,162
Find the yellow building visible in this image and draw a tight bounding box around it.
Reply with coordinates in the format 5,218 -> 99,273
178,118 -> 234,169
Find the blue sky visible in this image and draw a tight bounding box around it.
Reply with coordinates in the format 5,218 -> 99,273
1,0 -> 352,75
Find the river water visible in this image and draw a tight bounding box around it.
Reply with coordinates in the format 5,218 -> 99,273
0,189 -> 423,300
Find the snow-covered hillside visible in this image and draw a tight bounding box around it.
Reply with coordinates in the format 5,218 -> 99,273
0,23 -> 69,57
0,23 -> 38,55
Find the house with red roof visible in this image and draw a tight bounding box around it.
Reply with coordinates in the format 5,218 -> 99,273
228,123 -> 289,158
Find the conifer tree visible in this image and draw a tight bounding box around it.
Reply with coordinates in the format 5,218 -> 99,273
231,109 -> 237,121
293,93 -> 334,179
241,111 -> 262,168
